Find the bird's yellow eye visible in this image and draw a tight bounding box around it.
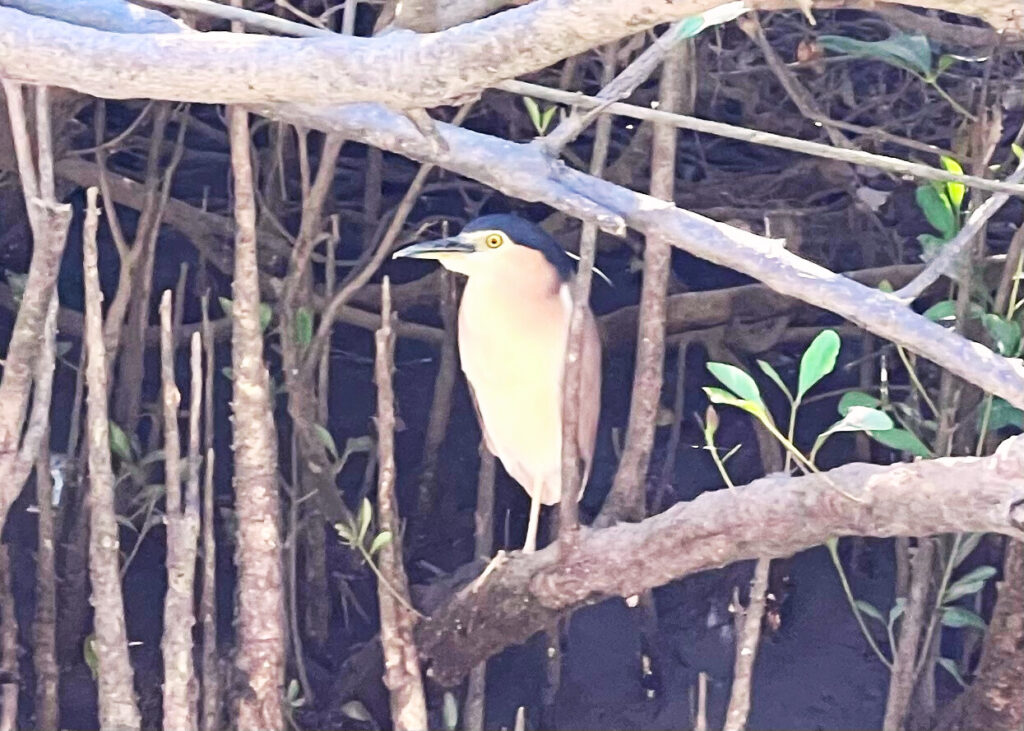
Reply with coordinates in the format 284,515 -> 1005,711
485,233 -> 504,249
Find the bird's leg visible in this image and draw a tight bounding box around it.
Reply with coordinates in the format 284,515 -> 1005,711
524,494 -> 541,554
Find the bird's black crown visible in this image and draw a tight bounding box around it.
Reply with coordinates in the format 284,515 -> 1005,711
463,213 -> 575,281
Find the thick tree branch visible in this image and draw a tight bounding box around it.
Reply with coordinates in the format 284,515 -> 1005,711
263,103 -> 1024,410
1,0 -> 1020,109
416,436 -> 1024,685
10,5 -> 1024,410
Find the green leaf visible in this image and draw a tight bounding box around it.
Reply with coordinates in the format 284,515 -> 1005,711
220,366 -> 233,381
923,299 -> 957,323
707,362 -> 763,405
259,303 -> 273,332
368,530 -> 393,556
676,2 -> 750,38
828,406 -> 894,433
838,391 -> 881,415
868,428 -> 932,457
218,297 -> 233,318
443,691 -> 459,731
817,33 -> 933,76
83,634 -> 99,680
941,606 -> 987,630
939,156 -> 965,208
982,398 -> 1023,432
955,565 -> 997,586
889,598 -> 906,626
982,314 -> 1022,356
334,521 -> 354,543
1013,143 -> 1024,162
357,498 -> 373,544
295,307 -> 314,348
855,599 -> 885,624
935,54 -> 957,75
539,106 -> 557,134
797,330 -> 840,399
952,533 -> 983,569
943,580 -> 987,605
340,701 -> 373,722
675,15 -> 706,38
937,657 -> 967,687
757,359 -> 793,401
522,97 -> 542,132
877,279 -> 894,293
108,420 -> 133,461
703,387 -> 767,421
915,185 -> 956,239
313,424 -> 338,460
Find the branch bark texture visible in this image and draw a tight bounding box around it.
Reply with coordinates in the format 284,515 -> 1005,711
83,186 -> 141,730
1,0 -> 1020,108
227,106 -> 285,731
263,102 -> 1024,411
416,436 -> 1024,685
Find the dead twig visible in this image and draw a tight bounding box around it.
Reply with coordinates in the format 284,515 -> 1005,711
83,186 -> 141,730
561,40 -> 616,542
497,80 -> 1024,200
723,558 -> 771,731
160,291 -> 200,731
882,539 -> 936,731
599,42 -> 684,524
374,278 -> 428,731
896,161 -> 1024,302
0,80 -> 71,530
32,439 -> 58,731
226,102 -> 286,731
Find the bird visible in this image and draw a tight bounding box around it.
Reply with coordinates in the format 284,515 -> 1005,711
393,214 -> 602,553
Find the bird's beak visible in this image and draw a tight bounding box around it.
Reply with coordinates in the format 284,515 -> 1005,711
392,235 -> 475,261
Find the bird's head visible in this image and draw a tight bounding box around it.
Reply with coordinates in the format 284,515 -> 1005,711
392,213 -> 574,281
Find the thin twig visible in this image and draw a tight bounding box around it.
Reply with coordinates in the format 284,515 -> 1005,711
226,100 -> 286,730
543,21 -> 688,155
463,441 -> 496,731
599,40 -> 683,524
883,539 -> 936,731
374,278 -> 428,731
83,186 -> 141,731
160,289 -> 199,731
0,543 -> 16,731
895,162 -> 1024,302
560,41 -> 616,543
302,102 -> 474,375
723,558 -> 770,731
32,437 -> 59,731
496,80 -> 1024,199
415,269 -> 459,520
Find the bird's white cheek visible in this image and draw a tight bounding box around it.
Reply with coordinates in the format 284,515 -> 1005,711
436,254 -> 476,276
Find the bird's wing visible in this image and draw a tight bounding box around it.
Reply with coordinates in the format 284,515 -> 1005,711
575,309 -> 603,498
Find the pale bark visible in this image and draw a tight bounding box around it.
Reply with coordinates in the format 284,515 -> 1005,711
227,105 -> 285,731
600,43 -> 682,523
374,280 -> 428,731
416,436 -> 1024,684
263,102 -> 1024,411
32,445 -> 58,731
160,293 -> 200,731
0,81 -> 71,531
83,186 -> 141,730
0,1 -> 1019,108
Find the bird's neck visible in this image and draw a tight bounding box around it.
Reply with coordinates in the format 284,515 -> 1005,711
467,261 -> 565,300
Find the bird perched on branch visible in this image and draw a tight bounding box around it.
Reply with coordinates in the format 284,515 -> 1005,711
393,214 -> 601,553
